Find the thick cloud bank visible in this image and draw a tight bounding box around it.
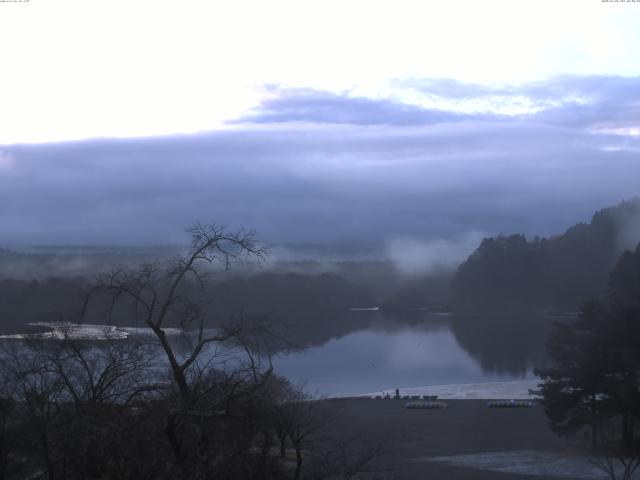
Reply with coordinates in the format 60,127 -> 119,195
1,75 -> 639,248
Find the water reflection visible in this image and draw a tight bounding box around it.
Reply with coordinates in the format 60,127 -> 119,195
0,308 -> 563,397
274,311 -> 557,396
449,313 -> 556,376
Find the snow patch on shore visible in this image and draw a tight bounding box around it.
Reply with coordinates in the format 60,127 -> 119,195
0,322 -> 181,341
365,379 -> 540,399
425,450 -> 635,479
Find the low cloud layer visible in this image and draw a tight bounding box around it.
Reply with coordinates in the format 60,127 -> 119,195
1,75 -> 639,250
386,233 -> 486,275
239,75 -> 640,130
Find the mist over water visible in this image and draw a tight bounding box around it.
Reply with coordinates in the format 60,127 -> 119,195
386,232 -> 485,275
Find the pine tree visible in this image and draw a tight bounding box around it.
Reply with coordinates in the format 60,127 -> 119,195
536,244 -> 640,449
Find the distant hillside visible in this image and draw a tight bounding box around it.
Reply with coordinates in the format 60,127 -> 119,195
452,198 -> 640,309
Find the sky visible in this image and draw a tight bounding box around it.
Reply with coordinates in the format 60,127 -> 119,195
0,0 -> 639,249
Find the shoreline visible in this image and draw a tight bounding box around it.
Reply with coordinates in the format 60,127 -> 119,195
332,379 -> 541,400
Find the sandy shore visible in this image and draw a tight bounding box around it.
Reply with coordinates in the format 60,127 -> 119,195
323,399 -> 598,480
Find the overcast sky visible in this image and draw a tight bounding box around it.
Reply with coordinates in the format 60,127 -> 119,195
0,0 -> 639,248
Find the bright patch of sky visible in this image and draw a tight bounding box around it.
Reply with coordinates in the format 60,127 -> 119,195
1,0 -> 639,144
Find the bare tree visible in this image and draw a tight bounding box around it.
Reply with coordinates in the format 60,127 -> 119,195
82,224 -> 284,476
87,223 -> 267,407
582,418 -> 640,480
0,326 -> 164,480
0,395 -> 16,480
38,326 -> 161,407
278,392 -> 384,480
0,223 -> 381,480
286,394 -> 335,480
309,437 -> 385,480
271,385 -> 298,459
0,341 -> 67,480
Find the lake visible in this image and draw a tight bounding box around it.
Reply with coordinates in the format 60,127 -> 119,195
1,310 -> 563,398
273,310 -> 559,397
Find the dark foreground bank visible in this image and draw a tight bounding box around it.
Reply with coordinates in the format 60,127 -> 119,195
323,399 -> 576,480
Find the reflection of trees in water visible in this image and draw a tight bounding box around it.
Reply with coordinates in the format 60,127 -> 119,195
1,269 -> 563,378
449,313 -> 559,376
367,311 -> 450,335
274,310 -> 371,349
276,309 -> 452,349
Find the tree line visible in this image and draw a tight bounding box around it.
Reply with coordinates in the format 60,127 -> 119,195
0,225 -> 381,480
453,198 -> 640,309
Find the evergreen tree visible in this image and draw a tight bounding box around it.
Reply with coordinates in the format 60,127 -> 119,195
454,198 -> 640,309
536,244 -> 640,449
535,300 -> 611,444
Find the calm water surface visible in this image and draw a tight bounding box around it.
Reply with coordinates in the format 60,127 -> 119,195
1,310 -> 560,398
273,311 -> 556,396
